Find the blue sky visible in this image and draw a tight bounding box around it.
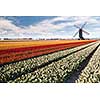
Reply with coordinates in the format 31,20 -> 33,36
0,16 -> 100,39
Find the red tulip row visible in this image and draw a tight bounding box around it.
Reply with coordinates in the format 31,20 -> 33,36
0,40 -> 96,65
0,40 -> 96,55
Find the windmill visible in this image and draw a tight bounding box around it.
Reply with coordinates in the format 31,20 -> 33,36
73,22 -> 90,40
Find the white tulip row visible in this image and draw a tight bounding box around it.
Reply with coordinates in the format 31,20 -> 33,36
76,44 -> 100,83
0,42 -> 96,82
9,42 -> 99,83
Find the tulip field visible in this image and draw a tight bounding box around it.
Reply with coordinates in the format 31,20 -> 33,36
0,40 -> 100,83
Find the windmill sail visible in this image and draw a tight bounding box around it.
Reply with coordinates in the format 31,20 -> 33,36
74,25 -> 80,29
82,30 -> 90,35
73,31 -> 79,37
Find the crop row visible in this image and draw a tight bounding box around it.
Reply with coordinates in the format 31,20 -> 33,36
0,42 -> 96,82
0,42 -> 89,65
8,42 -> 99,83
0,44 -> 74,64
1,41 -> 90,55
76,44 -> 100,83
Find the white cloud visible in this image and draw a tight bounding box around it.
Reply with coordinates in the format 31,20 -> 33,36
93,27 -> 100,31
0,16 -> 100,39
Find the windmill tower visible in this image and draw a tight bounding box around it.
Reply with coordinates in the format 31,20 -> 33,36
73,22 -> 90,40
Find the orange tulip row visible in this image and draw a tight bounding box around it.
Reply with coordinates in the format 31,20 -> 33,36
0,40 -> 96,65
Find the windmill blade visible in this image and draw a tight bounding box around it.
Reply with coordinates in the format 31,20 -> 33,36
73,31 -> 79,37
74,25 -> 80,29
81,22 -> 87,29
82,29 -> 90,35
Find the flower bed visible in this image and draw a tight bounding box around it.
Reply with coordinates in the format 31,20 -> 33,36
0,40 -> 96,65
4,42 -> 99,83
76,44 -> 100,83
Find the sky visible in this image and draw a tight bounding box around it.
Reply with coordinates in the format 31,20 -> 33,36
0,16 -> 100,39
